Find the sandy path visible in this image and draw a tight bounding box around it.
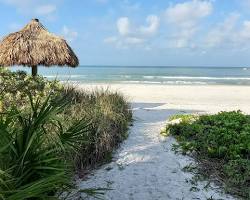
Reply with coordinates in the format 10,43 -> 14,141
77,102 -> 235,200
74,84 -> 250,199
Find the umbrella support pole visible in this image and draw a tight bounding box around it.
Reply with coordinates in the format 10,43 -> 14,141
32,65 -> 37,76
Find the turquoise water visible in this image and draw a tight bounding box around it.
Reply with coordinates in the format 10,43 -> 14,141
11,66 -> 250,85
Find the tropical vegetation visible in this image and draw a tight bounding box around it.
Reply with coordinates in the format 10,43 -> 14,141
164,111 -> 250,199
0,68 -> 132,199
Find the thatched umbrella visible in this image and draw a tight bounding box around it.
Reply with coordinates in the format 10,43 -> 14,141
0,19 -> 79,76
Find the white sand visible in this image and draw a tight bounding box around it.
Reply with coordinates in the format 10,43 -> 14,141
75,84 -> 250,200
76,84 -> 250,113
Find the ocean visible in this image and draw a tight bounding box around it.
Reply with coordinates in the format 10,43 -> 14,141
11,66 -> 250,85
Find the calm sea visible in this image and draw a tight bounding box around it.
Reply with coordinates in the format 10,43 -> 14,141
11,66 -> 250,85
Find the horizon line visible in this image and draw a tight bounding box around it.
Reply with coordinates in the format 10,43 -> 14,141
76,65 -> 249,68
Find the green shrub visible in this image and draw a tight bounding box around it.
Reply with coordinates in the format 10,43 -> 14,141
168,111 -> 250,199
0,69 -> 132,170
0,69 -> 132,198
0,94 -> 90,199
0,68 -> 63,112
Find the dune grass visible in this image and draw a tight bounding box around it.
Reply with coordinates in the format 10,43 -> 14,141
0,68 -> 132,199
167,111 -> 250,199
61,86 -> 132,171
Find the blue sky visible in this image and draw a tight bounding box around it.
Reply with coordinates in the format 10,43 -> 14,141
0,0 -> 250,66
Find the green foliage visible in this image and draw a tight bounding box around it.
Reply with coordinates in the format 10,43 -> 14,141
161,114 -> 198,136
0,68 -> 63,112
61,87 -> 132,169
168,113 -> 197,122
0,94 -> 90,199
0,69 -> 132,198
168,111 -> 250,199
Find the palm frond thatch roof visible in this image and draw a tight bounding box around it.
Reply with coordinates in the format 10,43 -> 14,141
0,19 -> 79,67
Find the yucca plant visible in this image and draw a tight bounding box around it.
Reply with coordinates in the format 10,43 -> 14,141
0,93 -> 90,199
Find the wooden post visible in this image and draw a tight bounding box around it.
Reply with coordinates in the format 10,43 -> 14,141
32,65 -> 37,76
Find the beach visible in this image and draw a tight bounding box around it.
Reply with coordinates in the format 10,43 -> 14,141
2,0 -> 250,198
76,84 -> 249,200
77,84 -> 250,113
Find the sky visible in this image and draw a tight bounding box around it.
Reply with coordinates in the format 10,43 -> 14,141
0,0 -> 250,66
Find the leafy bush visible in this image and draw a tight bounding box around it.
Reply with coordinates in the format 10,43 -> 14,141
0,69 -> 132,198
0,68 -> 62,112
168,111 -> 250,199
0,94 -> 90,199
0,69 -> 132,169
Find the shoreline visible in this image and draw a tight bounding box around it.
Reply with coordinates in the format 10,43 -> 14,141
75,83 -> 250,114
70,81 -> 250,87
62,80 -> 250,87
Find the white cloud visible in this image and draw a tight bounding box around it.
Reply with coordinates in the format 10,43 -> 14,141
104,0 -> 250,52
105,15 -> 160,48
117,17 -> 130,36
140,15 -> 160,36
202,12 -> 250,51
106,1 -> 213,50
165,0 -> 212,27
165,0 -> 213,48
62,26 -> 78,42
